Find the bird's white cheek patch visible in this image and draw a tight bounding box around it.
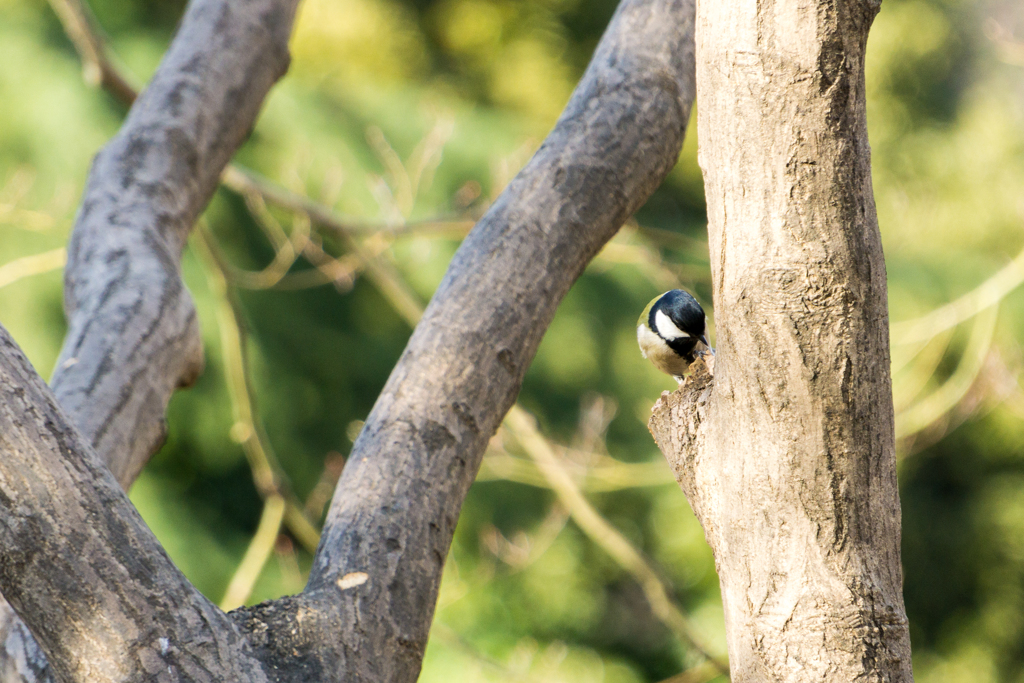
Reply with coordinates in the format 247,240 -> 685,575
655,309 -> 690,340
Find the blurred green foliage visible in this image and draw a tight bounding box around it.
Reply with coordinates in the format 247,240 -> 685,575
1,0 -> 1024,679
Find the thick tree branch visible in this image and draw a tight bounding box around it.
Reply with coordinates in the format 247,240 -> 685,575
50,0 -> 299,488
650,0 -> 913,680
230,0 -> 698,680
0,327 -> 269,683
0,0 -> 300,680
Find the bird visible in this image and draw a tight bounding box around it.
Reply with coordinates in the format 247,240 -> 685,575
637,289 -> 713,383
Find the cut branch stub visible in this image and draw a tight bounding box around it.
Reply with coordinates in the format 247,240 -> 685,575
647,358 -> 716,534
290,0 -> 698,680
650,0 -> 913,681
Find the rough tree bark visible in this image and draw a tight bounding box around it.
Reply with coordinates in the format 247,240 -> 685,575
0,0 -> 698,680
0,0 -> 299,680
236,0 -> 697,677
52,0 -> 298,489
0,330 -> 270,683
649,0 -> 914,681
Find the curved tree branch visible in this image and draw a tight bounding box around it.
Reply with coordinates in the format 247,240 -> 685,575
51,0 -> 299,488
227,0 -> 699,680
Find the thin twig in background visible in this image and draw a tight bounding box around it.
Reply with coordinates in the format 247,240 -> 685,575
227,163 -> 710,310
892,330 -> 954,413
222,165 -> 474,238
273,535 -> 306,594
46,0 -> 138,106
0,169 -> 58,231
405,118 -> 456,211
887,246 -> 1024,439
478,449 -> 674,491
479,503 -> 570,571
0,248 -> 66,290
896,305 -> 999,441
314,222 -> 426,327
201,198 -> 363,293
220,494 -> 286,611
226,170 -> 427,326
891,245 -> 1024,345
227,191 -> 308,289
192,226 -> 321,554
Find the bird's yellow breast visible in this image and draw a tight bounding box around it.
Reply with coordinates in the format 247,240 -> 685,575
637,324 -> 691,377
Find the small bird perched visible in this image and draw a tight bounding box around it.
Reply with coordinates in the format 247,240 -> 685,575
637,289 -> 712,383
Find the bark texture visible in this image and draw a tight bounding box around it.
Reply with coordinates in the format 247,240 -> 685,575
0,0 -> 299,680
0,0 -> 697,680
0,328 -> 270,683
253,1 -> 697,679
649,0 -> 914,680
51,0 -> 298,489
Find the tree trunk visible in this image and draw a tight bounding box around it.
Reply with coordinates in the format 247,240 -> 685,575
648,0 -> 914,680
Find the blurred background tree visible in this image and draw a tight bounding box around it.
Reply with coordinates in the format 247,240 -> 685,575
1,0 -> 1023,680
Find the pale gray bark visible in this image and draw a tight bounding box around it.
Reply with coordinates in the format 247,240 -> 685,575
0,0 -> 698,680
649,0 -> 913,681
52,0 -> 299,488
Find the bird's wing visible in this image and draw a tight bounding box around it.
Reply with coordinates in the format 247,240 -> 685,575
637,295 -> 659,328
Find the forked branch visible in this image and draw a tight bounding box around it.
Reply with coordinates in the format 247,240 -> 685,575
245,0 -> 700,679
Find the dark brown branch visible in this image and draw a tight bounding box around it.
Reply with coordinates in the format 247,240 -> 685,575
0,326 -> 269,683
233,0 -> 697,680
52,0 -> 299,489
0,0 -> 300,679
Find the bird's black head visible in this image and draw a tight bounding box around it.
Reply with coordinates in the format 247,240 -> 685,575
652,290 -> 706,335
649,290 -> 708,357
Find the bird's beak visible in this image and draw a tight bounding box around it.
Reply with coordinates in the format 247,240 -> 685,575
700,334 -> 714,355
